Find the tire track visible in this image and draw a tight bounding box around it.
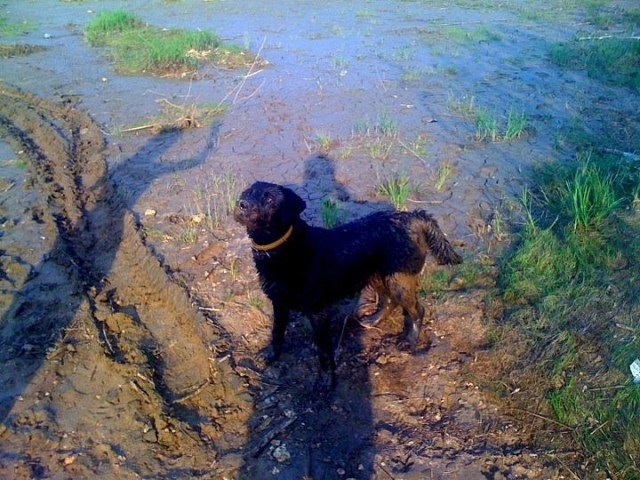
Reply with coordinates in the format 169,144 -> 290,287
0,83 -> 251,449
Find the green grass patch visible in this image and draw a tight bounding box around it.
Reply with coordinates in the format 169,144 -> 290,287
0,13 -> 35,37
353,111 -> 399,137
442,25 -> 501,44
85,9 -> 143,46
550,37 -> 640,92
85,9 -> 252,76
448,95 -> 530,142
493,150 -> 640,477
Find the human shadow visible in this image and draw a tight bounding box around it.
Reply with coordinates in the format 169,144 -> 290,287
239,153 -> 393,479
0,90 -> 220,428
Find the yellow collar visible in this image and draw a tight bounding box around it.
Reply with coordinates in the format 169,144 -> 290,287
251,225 -> 294,251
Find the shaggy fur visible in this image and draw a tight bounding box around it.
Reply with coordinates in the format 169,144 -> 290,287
234,181 -> 462,386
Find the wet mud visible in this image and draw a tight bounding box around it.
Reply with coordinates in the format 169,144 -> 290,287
1,0 -> 639,478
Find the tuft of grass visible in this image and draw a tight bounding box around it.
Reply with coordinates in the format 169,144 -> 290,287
376,173 -> 411,211
504,108 -> 529,140
447,93 -> 477,116
376,111 -> 399,137
368,137 -> 394,160
475,108 -> 498,142
392,45 -> 416,62
562,162 -> 621,231
113,28 -> 220,74
442,25 -> 501,44
315,132 -> 333,153
85,10 -> 143,46
192,171 -> 245,232
449,96 -> 530,142
321,198 -> 344,228
85,10 -> 250,75
353,111 -> 399,138
434,160 -> 455,191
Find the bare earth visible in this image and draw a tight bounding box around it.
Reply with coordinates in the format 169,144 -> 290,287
1,1 -> 638,479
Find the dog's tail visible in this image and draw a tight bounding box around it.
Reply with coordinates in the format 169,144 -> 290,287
416,211 -> 463,265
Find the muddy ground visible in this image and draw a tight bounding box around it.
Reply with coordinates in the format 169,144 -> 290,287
1,0 -> 639,479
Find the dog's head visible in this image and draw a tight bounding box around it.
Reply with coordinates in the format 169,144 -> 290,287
234,181 -> 306,238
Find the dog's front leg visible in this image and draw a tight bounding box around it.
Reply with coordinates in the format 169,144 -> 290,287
266,302 -> 290,363
308,310 -> 337,389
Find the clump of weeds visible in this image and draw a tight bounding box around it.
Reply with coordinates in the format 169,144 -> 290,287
315,132 -> 334,153
119,99 -> 226,135
192,170 -> 245,232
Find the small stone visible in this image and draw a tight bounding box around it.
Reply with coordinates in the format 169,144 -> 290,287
143,429 -> 158,443
272,444 -> 291,463
144,209 -> 157,217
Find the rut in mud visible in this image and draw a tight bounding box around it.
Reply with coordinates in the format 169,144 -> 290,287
0,84 -> 251,478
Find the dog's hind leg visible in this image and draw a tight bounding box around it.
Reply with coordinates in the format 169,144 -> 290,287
400,300 -> 425,351
385,273 -> 425,351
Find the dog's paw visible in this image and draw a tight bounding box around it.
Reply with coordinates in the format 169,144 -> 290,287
397,328 -> 420,352
397,331 -> 431,353
397,337 -> 417,352
260,345 -> 282,365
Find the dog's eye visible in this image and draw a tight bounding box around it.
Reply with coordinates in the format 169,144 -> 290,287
264,194 -> 275,205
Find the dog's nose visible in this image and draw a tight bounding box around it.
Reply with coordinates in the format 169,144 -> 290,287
237,199 -> 249,211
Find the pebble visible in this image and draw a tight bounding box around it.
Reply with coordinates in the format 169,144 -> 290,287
272,444 -> 291,463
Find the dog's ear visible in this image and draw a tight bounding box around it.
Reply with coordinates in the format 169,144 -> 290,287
281,186 -> 306,220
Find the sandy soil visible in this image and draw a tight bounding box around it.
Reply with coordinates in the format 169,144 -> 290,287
1,1 -> 638,479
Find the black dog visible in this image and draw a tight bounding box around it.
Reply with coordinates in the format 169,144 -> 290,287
234,181 -> 462,386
